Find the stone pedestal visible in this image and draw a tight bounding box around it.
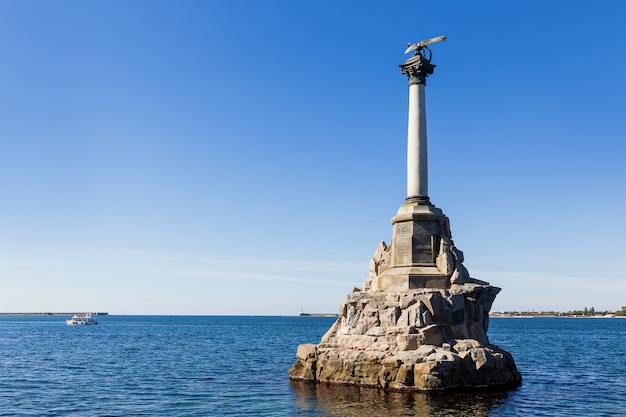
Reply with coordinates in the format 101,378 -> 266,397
289,280 -> 521,391
289,272 -> 522,391
373,201 -> 451,291
289,204 -> 522,391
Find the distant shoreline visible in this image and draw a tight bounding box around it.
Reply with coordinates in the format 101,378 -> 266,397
0,312 -> 109,316
298,313 -> 339,317
490,313 -> 625,318
0,312 -> 622,318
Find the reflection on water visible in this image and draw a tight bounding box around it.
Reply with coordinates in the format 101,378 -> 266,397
291,380 -> 512,417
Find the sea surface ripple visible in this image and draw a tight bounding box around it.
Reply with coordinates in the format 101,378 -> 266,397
0,315 -> 623,416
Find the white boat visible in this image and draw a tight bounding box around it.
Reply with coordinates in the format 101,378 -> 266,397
66,313 -> 98,326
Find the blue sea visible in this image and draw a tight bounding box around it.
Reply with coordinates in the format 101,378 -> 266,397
0,316 -> 624,416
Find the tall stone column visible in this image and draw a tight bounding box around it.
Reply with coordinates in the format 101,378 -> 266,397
400,54 -> 435,204
373,48 -> 449,291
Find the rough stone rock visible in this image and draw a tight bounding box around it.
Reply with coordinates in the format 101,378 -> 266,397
290,279 -> 522,391
368,241 -> 388,278
290,202 -> 521,392
289,343 -> 521,391
436,237 -> 455,276
296,344 -> 317,361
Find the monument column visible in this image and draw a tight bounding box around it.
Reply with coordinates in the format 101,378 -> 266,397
400,53 -> 435,204
374,38 -> 449,292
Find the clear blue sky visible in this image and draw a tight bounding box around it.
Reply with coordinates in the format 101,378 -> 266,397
0,1 -> 624,314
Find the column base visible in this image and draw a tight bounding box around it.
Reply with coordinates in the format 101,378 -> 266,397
405,195 -> 430,205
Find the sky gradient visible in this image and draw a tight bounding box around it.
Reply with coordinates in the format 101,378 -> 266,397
1,1 -> 625,314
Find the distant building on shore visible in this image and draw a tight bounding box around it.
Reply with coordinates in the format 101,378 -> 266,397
622,307 -> 626,313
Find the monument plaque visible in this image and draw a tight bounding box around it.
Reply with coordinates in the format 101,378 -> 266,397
412,234 -> 433,262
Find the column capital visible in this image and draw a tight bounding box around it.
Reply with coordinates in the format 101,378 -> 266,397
399,53 -> 436,86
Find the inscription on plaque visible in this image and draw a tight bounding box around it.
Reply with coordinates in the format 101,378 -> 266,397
394,235 -> 412,265
396,224 -> 412,237
393,221 -> 440,265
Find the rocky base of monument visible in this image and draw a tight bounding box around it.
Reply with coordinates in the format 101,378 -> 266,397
289,343 -> 520,391
289,282 -> 522,391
